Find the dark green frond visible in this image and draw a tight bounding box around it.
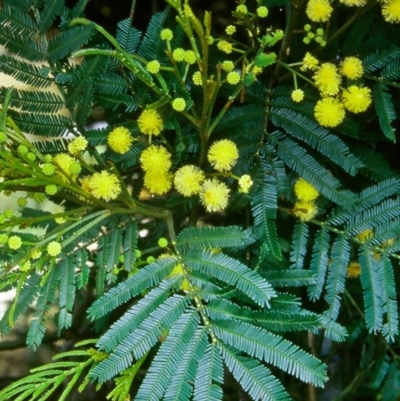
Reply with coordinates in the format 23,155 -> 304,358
0,25 -> 45,61
38,0 -> 64,34
175,226 -> 254,253
251,159 -> 282,260
358,178 -> 400,210
27,267 -> 61,350
269,132 -> 357,207
32,137 -> 69,154
364,45 -> 400,73
134,310 -> 200,401
88,257 -> 177,319
373,82 -> 396,142
137,8 -> 169,61
0,88 -> 65,114
382,59 -> 400,80
122,221 -> 138,272
359,247 -> 384,333
381,361 -> 400,401
96,71 -> 128,96
9,109 -> 70,136
212,320 -> 327,387
47,24 -> 94,63
317,313 -> 348,342
184,250 -> 276,307
193,344 -> 224,401
90,292 -> 189,382
261,270 -> 316,287
0,4 -> 38,39
0,274 -> 41,335
205,299 -> 253,324
0,55 -> 52,88
164,328 -> 208,401
270,105 -> 363,175
381,255 -> 399,342
308,227 -> 330,301
58,257 -> 76,329
324,236 -> 350,320
68,55 -> 108,110
253,310 -> 320,333
270,292 -> 302,312
97,280 -> 175,352
345,198 -> 400,238
289,223 -> 309,269
116,18 -> 142,54
219,344 -> 292,401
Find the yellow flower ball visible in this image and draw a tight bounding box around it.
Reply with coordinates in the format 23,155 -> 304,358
347,262 -> 361,278
300,52 -> 319,71
146,60 -> 161,74
294,178 -> 319,202
172,48 -> 186,62
144,171 -> 173,195
340,57 -> 364,79
291,89 -> 305,102
238,175 -> 253,194
225,25 -> 236,35
236,4 -> 248,14
217,40 -> 233,54
172,98 -> 186,112
221,60 -> 235,72
227,71 -> 241,85
140,145 -> 172,175
293,201 -> 318,222
89,171 -> 121,201
184,50 -> 197,64
342,86 -> 372,113
192,71 -> 202,85
257,6 -> 269,18
8,235 -> 22,250
68,136 -> 88,155
174,165 -> 205,197
200,179 -> 230,213
314,97 -> 346,127
53,153 -> 77,181
207,139 -> 239,172
356,229 -> 373,242
108,126 -> 133,154
137,109 -> 164,136
47,241 -> 62,257
382,0 -> 400,23
313,63 -> 342,96
306,0 -> 333,22
160,28 -> 173,41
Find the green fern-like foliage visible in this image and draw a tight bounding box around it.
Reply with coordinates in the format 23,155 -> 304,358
0,0 -> 399,400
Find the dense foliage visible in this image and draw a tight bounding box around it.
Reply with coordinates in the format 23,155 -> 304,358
0,0 -> 399,399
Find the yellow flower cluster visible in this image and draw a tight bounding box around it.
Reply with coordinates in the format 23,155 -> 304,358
313,63 -> 341,97
107,126 -> 133,154
200,179 -> 230,212
174,165 -> 205,197
137,109 -> 164,136
140,145 -> 173,195
382,0 -> 400,23
89,171 -> 121,201
306,0 -> 333,22
300,54 -> 372,127
314,97 -> 346,128
68,136 -> 88,156
293,178 -> 319,222
207,139 -> 239,172
347,261 -> 361,278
